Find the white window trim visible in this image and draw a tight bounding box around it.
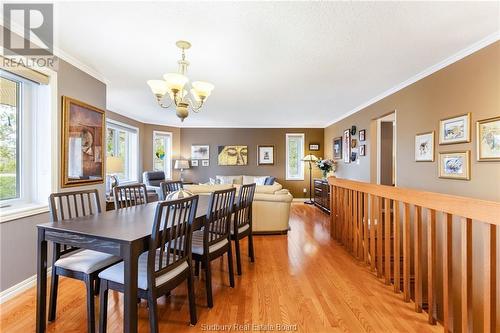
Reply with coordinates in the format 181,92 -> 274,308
106,118 -> 140,184
285,133 -> 305,181
0,67 -> 57,224
153,131 -> 173,180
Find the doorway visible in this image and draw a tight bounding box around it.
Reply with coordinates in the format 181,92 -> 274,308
376,112 -> 396,186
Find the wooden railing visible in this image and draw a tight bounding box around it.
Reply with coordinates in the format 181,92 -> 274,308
328,177 -> 500,333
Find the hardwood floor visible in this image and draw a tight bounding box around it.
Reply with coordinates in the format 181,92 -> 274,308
0,203 -> 441,332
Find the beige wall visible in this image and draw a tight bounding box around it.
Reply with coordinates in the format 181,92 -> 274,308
324,41 -> 500,331
180,128 -> 324,198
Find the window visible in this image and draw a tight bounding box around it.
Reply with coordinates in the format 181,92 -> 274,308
0,70 -> 52,214
153,131 -> 172,179
286,133 -> 305,180
106,120 -> 138,183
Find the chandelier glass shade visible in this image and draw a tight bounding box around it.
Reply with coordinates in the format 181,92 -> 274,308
147,40 -> 214,121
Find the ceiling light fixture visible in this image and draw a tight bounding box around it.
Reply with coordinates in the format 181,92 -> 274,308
147,40 -> 214,121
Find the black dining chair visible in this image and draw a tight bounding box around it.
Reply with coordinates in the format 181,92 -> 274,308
192,187 -> 236,308
231,183 -> 256,275
113,183 -> 149,209
48,189 -> 120,333
159,180 -> 184,200
98,195 -> 199,332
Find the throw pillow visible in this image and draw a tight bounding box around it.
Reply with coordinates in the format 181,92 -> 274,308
264,176 -> 276,185
254,176 -> 267,185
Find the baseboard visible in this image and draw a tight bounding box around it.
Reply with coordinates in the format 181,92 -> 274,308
0,267 -> 52,304
292,198 -> 308,202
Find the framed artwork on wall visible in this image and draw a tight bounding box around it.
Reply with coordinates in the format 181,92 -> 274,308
476,116 -> 500,161
191,160 -> 198,167
218,145 -> 248,166
191,145 -> 210,160
439,113 -> 471,145
359,129 -> 366,141
309,143 -> 320,151
415,131 -> 434,162
342,129 -> 351,163
202,160 -> 209,167
61,96 -> 105,188
333,137 -> 342,159
359,144 -> 366,156
258,145 -> 274,165
438,151 -> 470,180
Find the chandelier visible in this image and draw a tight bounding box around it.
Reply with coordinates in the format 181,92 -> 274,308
147,40 -> 214,121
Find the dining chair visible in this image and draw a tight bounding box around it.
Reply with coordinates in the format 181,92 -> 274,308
192,187 -> 236,308
48,189 -> 120,333
159,180 -> 184,200
231,183 -> 256,275
113,183 -> 149,209
98,195 -> 199,332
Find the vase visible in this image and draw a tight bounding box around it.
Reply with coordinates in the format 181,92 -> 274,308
322,170 -> 329,180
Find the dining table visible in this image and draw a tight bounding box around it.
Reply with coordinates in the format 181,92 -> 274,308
36,194 -> 212,333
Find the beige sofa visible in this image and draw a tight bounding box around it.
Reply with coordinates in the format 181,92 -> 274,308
184,180 -> 293,234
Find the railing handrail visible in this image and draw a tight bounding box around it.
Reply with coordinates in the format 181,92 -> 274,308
328,177 -> 500,225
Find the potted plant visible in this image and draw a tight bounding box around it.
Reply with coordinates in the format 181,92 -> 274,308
316,158 -> 337,179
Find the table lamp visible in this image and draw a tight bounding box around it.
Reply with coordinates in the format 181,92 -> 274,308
106,156 -> 124,197
302,154 -> 318,204
174,159 -> 190,182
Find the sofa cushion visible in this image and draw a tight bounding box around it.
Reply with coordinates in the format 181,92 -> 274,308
255,183 -> 283,194
216,175 -> 243,185
184,184 -> 233,194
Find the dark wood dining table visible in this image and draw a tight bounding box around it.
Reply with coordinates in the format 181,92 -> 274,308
36,194 -> 211,333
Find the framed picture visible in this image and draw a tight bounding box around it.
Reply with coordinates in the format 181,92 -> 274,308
202,160 -> 209,167
191,145 -> 210,160
438,151 -> 470,180
258,145 -> 274,165
61,96 -> 105,187
342,129 -> 351,163
191,160 -> 198,167
333,137 -> 342,159
415,131 -> 434,162
439,113 -> 471,145
309,143 -> 320,151
359,144 -> 366,156
218,145 -> 248,166
359,129 -> 366,141
476,116 -> 500,161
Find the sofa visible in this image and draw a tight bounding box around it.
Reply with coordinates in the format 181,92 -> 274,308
185,175 -> 293,234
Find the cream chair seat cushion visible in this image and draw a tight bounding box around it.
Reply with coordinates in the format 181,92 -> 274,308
231,223 -> 250,235
98,250 -> 189,290
191,230 -> 229,255
54,250 -> 120,274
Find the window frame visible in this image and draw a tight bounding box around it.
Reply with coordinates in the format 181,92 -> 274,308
152,130 -> 173,180
105,119 -> 139,184
285,133 -> 305,181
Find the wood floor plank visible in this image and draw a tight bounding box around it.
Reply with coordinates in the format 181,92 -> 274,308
0,204 -> 441,333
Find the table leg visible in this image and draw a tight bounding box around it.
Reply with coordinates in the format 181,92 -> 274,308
36,228 -> 47,333
123,243 -> 139,333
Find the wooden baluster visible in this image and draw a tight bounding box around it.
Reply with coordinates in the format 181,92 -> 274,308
484,223 -> 497,333
403,203 -> 410,302
384,197 -> 391,285
461,217 -> 472,332
370,194 -> 376,271
331,186 -> 336,239
340,188 -> 345,245
443,213 -> 453,332
347,190 -> 352,251
358,191 -> 363,259
414,205 -> 422,312
377,197 -> 383,278
363,193 -> 369,264
427,209 -> 436,324
393,200 -> 400,293
353,191 -> 358,257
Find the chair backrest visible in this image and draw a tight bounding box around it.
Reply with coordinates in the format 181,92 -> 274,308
204,187 -> 236,248
113,183 -> 149,209
143,171 -> 165,187
148,195 -> 199,288
48,189 -> 101,256
234,183 -> 256,232
159,181 -> 184,200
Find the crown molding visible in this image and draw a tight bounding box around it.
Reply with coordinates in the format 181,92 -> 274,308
323,31 -> 500,128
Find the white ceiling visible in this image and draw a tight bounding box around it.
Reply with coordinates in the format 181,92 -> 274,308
49,1 -> 499,127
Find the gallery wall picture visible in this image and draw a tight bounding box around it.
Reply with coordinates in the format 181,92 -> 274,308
218,145 -> 248,166
191,145 -> 210,160
359,129 -> 366,142
439,113 -> 471,145
309,143 -> 320,151
258,145 -> 274,165
342,129 -> 351,163
333,137 -> 342,159
476,116 -> 500,161
415,131 -> 434,162
191,160 -> 199,167
202,160 -> 209,167
438,151 -> 470,180
360,144 -> 366,156
61,96 -> 105,188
